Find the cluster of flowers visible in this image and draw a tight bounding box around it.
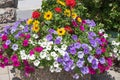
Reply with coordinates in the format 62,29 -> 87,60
0,0 -> 114,79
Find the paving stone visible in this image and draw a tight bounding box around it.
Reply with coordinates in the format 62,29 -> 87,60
0,67 -> 9,75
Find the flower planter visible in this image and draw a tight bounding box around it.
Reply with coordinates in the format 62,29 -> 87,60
19,68 -> 91,80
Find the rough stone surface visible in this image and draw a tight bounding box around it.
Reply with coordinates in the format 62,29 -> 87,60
0,0 -> 14,8
20,68 -> 91,80
0,8 -> 16,24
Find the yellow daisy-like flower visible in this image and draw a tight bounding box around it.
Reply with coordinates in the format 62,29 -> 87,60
44,11 -> 53,20
57,28 -> 66,36
57,0 -> 66,6
77,17 -> 82,23
32,25 -> 40,33
33,20 -> 40,26
27,18 -> 33,25
72,13 -> 77,19
64,9 -> 71,17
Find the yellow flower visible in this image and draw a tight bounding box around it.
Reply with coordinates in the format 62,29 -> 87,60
32,25 -> 40,33
72,13 -> 77,19
77,17 -> 82,23
57,28 -> 66,36
33,20 -> 40,26
57,0 -> 66,6
44,11 -> 53,20
27,18 -> 33,25
64,9 -> 71,17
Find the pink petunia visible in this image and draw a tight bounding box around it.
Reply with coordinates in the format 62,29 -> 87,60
23,39 -> 29,47
2,44 -> 9,49
88,67 -> 96,75
2,34 -> 8,41
79,25 -> 85,31
11,54 -> 18,62
13,60 -> 20,67
29,49 -> 34,56
26,34 -> 31,39
34,46 -> 43,53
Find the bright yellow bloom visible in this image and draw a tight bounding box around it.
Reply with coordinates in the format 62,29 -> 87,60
72,13 -> 77,19
77,17 -> 82,23
57,0 -> 66,6
57,28 -> 66,36
33,20 -> 40,26
27,18 -> 33,25
44,11 -> 53,20
32,25 -> 40,33
64,9 -> 71,17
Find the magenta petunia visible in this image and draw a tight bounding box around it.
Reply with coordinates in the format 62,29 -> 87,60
34,46 -> 43,53
11,54 -> 18,62
2,44 -> 9,49
26,34 -> 31,39
29,49 -> 35,56
23,39 -> 29,47
13,60 -> 20,67
79,25 -> 85,31
2,34 -> 8,41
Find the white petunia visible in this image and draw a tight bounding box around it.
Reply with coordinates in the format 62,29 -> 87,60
112,41 -> 116,45
53,61 -> 59,68
41,42 -> 47,48
20,50 -> 25,55
113,48 -> 118,53
115,42 -> 120,46
50,66 -> 55,73
46,54 -> 51,61
50,52 -> 58,58
47,41 -> 53,46
33,60 -> 40,67
58,49 -> 66,56
28,54 -> 35,60
99,29 -> 104,33
55,67 -> 62,72
29,39 -> 35,45
21,54 -> 28,60
46,45 -> 52,50
40,51 -> 47,59
103,34 -> 108,38
53,45 -> 59,51
61,44 -> 67,51
78,51 -> 84,58
38,40 -> 42,45
19,25 -> 24,29
32,34 -> 39,39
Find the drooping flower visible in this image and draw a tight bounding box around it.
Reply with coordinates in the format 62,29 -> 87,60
12,44 -> 18,51
54,7 -> 62,13
72,19 -> 78,27
44,11 -> 53,20
57,28 -> 66,36
32,11 -> 40,19
65,0 -> 76,8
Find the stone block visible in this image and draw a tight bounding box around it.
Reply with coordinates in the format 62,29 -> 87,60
0,0 -> 14,8
0,8 -> 16,24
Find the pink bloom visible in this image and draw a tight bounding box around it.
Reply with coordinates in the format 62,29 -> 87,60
2,44 -> 9,49
13,60 -> 20,67
79,25 -> 85,31
24,66 -> 35,74
3,57 -> 9,64
106,58 -> 113,67
20,33 -> 25,38
72,20 -> 78,27
34,46 -> 43,53
23,39 -> 29,47
101,47 -> 106,53
29,50 -> 34,56
23,60 -> 29,66
88,67 -> 96,75
11,54 -> 18,62
98,63 -> 105,73
0,63 -> 5,68
26,34 -> 31,39
2,34 -> 8,41
101,37 -> 107,43
0,53 -> 3,59
82,20 -> 86,25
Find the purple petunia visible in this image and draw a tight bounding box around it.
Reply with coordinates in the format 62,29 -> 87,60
88,31 -> 96,37
95,38 -> 102,45
69,47 -> 77,55
81,44 -> 89,49
78,51 -> 84,58
76,58 -> 84,68
23,25 -> 29,32
72,34 -> 78,41
92,58 -> 99,69
74,42 -> 81,49
73,74 -> 79,80
12,44 -> 18,51
63,54 -> 70,62
54,36 -> 62,44
83,48 -> 90,54
96,47 -> 102,55
89,39 -> 97,48
48,29 -> 56,34
46,34 -> 53,41
87,55 -> 94,63
5,40 -> 11,45
99,57 -> 106,64
85,19 -> 96,27
81,66 -> 89,75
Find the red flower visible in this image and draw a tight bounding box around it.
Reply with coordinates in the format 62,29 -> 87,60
64,26 -> 74,34
54,7 -> 62,13
32,11 -> 40,19
2,34 -> 8,41
65,0 -> 76,8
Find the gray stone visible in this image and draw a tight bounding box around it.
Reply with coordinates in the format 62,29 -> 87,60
0,0 -> 14,8
0,8 -> 16,24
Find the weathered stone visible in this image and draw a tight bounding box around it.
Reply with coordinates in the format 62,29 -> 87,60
0,0 -> 14,8
0,8 -> 16,24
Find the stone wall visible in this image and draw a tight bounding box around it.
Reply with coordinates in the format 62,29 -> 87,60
0,0 -> 17,32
